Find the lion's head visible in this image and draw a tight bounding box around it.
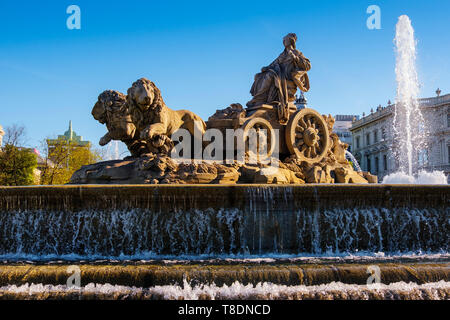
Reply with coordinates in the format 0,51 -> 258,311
92,90 -> 137,141
127,78 -> 164,113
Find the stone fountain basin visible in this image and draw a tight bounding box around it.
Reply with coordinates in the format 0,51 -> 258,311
0,262 -> 448,287
0,185 -> 448,257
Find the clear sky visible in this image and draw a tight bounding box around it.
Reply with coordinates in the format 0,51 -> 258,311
0,0 -> 449,156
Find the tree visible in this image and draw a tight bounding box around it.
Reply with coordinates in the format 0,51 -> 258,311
40,138 -> 102,185
3,124 -> 26,147
0,125 -> 37,186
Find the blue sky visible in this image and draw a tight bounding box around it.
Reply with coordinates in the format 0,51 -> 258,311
0,0 -> 449,155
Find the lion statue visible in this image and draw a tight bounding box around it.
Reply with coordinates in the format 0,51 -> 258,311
92,90 -> 149,157
127,78 -> 207,143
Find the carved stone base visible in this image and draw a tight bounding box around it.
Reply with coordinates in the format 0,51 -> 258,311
70,154 -> 374,185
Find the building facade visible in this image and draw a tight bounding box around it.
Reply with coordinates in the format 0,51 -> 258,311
333,115 -> 359,152
47,121 -> 91,165
350,91 -> 450,181
47,121 -> 90,147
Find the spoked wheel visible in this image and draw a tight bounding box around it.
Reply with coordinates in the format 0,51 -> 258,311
285,108 -> 330,163
240,118 -> 276,163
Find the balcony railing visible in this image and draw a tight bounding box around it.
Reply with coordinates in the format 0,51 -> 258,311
351,94 -> 450,131
350,106 -> 393,129
419,94 -> 450,107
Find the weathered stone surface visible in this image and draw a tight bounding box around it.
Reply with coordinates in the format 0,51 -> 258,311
334,167 -> 369,184
70,159 -> 146,184
176,162 -> 240,184
253,167 -> 305,184
329,133 -> 349,164
305,165 -> 334,183
208,103 -> 245,121
70,156 -> 240,185
71,156 -> 372,185
363,171 -> 378,183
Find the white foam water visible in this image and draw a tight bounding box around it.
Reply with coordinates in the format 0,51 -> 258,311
1,280 -> 448,300
1,252 -> 448,264
393,15 -> 426,175
382,171 -> 447,184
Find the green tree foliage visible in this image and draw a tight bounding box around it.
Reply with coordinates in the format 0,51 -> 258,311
40,138 -> 101,185
0,144 -> 37,186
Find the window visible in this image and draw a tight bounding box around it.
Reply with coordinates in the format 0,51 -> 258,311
366,133 -> 370,146
448,145 -> 450,164
375,157 -> 379,174
356,137 -> 360,149
447,114 -> 450,127
418,150 -> 428,167
383,155 -> 387,171
374,130 -> 378,143
366,156 -> 371,173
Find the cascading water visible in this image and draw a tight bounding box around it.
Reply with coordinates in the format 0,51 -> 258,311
383,15 -> 447,184
0,186 -> 448,260
345,150 -> 362,172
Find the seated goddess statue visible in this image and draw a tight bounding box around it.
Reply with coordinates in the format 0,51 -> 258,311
246,33 -> 311,124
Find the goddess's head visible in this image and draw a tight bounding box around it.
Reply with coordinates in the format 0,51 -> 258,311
283,33 -> 297,49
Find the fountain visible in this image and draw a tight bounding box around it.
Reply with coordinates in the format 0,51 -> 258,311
0,184 -> 448,257
383,15 -> 447,184
103,140 -> 121,161
345,150 -> 362,172
0,32 -> 448,300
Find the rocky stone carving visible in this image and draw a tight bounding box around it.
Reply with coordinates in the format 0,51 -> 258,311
72,34 -> 376,185
70,155 -> 240,185
334,167 -> 368,184
209,103 -> 245,121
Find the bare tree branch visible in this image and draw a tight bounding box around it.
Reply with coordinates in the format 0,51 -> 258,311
4,124 -> 27,147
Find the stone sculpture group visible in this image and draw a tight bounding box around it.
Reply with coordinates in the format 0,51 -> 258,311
71,33 -> 377,184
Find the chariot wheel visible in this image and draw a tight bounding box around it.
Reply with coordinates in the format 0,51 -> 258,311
285,108 -> 330,163
240,118 -> 276,163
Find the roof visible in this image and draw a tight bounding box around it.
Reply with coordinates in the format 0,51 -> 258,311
350,93 -> 450,132
47,121 -> 90,146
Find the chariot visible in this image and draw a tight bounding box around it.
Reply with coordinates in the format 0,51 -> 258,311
206,103 -> 331,164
